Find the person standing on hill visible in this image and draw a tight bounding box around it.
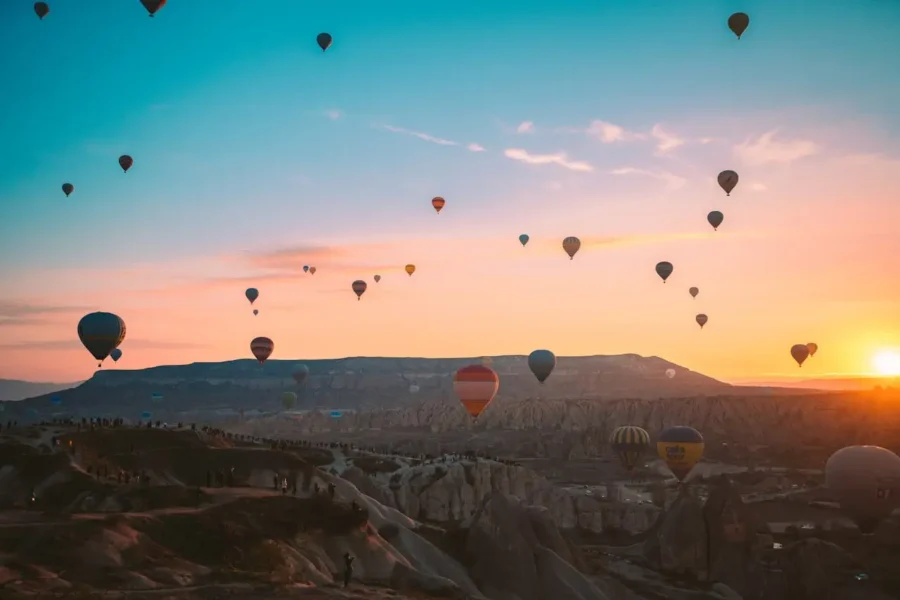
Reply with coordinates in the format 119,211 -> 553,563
343,553 -> 354,587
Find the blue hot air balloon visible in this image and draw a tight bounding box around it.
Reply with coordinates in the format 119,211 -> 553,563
329,410 -> 343,418
140,411 -> 152,420
519,234 -> 530,247
151,393 -> 164,402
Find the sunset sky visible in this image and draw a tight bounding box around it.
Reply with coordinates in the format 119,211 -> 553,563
1,0 -> 899,383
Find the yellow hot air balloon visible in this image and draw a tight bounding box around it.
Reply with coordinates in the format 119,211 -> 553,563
405,264 -> 416,276
610,426 -> 650,471
657,426 -> 704,482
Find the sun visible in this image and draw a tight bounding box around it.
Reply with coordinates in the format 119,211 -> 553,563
872,350 -> 900,377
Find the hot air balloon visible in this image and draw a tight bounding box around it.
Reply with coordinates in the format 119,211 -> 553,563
309,267 -> 317,275
727,12 -> 750,39
118,155 -> 133,173
707,211 -> 724,231
453,365 -> 499,419
250,337 -> 274,364
655,261 -> 673,283
292,364 -> 309,384
432,197 -> 445,213
282,391 -> 297,410
717,170 -> 738,196
245,288 -> 258,305
791,344 -> 810,367
141,411 -> 152,420
77,312 -> 126,367
317,33 -> 332,52
253,309 -> 258,316
807,342 -> 818,357
34,2 -> 49,19
519,234 -> 529,247
352,280 -> 367,300
826,445 -> 900,534
303,266 -> 310,273
528,349 -> 556,384
374,274 -> 381,283
151,392 -> 163,402
657,426 -> 704,482
62,183 -> 74,197
405,264 -> 416,276
666,368 -> 676,379
562,236 -> 581,260
610,426 -> 650,471
696,314 -> 708,329
329,410 -> 343,418
110,348 -> 122,362
140,0 -> 166,16
689,287 -> 699,299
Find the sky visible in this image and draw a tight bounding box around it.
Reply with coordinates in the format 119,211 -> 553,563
1,0 -> 900,384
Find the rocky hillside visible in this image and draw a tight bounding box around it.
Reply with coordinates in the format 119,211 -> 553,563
12,354 -> 735,417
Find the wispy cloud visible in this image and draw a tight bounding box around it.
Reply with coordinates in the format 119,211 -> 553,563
377,124 -> 458,147
0,339 -> 208,351
584,120 -> 646,143
323,109 -> 344,120
504,148 -> 594,172
0,302 -> 94,327
610,167 -> 687,190
516,121 -> 534,134
733,130 -> 820,166
467,143 -> 486,152
650,124 -> 686,153
750,182 -> 768,192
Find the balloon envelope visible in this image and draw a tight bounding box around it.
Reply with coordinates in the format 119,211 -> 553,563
519,234 -> 529,247
689,287 -> 699,298
432,197 -> 445,213
303,266 -> 309,273
717,170 -> 738,195
141,411 -> 152,419
696,314 -> 708,328
352,280 -> 367,299
374,275 -> 381,283
329,410 -> 343,418
118,155 -> 133,172
34,2 -> 49,19
562,236 -> 581,259
527,349 -> 556,384
727,12 -> 750,39
666,368 -> 676,379
453,365 -> 499,418
610,426 -> 650,471
806,342 -> 818,357
77,312 -> 126,364
245,288 -> 259,304
655,261 -> 673,282
110,348 -> 122,362
292,364 -> 309,384
317,33 -> 332,51
405,264 -> 416,276
826,445 -> 900,533
309,267 -> 316,275
62,183 -> 74,197
250,337 -> 274,364
657,426 -> 704,481
140,0 -> 167,16
791,344 -> 810,367
707,211 -> 724,230
282,392 -> 297,410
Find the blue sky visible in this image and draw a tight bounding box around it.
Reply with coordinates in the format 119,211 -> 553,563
2,0 -> 900,381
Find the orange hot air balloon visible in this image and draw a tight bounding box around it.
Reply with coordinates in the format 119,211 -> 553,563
807,342 -> 818,357
453,365 -> 499,419
405,264 -> 416,276
309,267 -> 317,275
432,196 -> 445,213
250,337 -> 274,364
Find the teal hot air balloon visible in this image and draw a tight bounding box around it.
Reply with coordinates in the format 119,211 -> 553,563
519,234 -> 530,247
140,411 -> 152,420
77,312 -> 126,367
292,364 -> 309,385
329,410 -> 343,418
110,348 -> 123,362
528,349 -> 557,383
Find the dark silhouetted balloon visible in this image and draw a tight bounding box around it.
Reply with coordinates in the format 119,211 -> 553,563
728,12 -> 750,39
519,234 -> 529,247
245,288 -> 259,304
62,183 -> 74,197
110,348 -> 122,362
292,364 -> 309,384
119,155 -> 133,173
527,349 -> 556,384
826,445 -> 900,534
807,342 -> 818,357
374,274 -> 381,283
352,280 -> 367,300
562,236 -> 581,259
317,33 -> 332,52
140,0 -> 167,17
718,170 -> 738,195
34,2 -> 49,19
77,312 -> 126,367
791,344 -> 810,367
707,211 -> 724,231
689,287 -> 699,299
432,196 -> 445,213
655,261 -> 673,282
696,314 -> 708,329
